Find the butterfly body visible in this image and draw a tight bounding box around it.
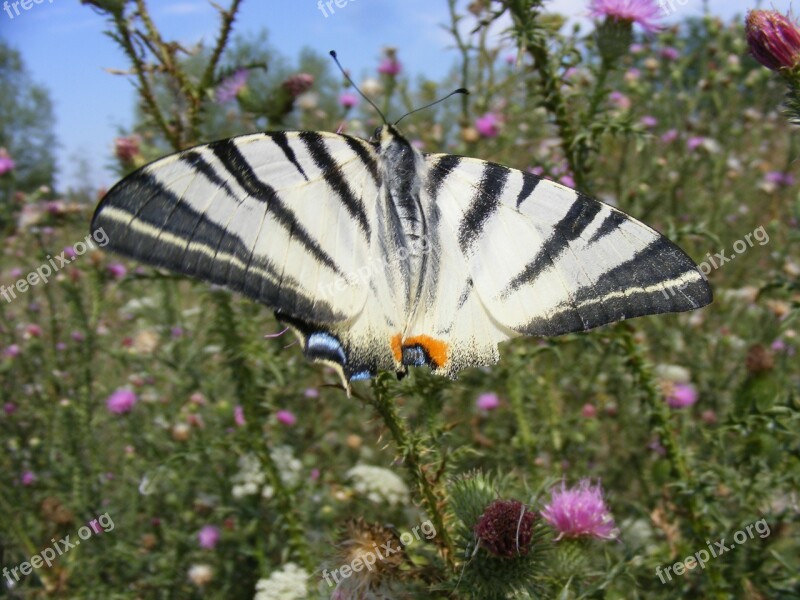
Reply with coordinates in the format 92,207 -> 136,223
91,124 -> 711,392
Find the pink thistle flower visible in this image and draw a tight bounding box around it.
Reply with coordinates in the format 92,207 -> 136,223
304,387 -> 319,398
687,136 -> 707,151
661,129 -> 679,143
4,402 -> 17,415
21,471 -> 36,486
608,91 -> 631,110
4,344 -> 20,358
639,115 -> 658,128
378,56 -> 402,76
0,148 -> 16,176
107,263 -> 127,279
216,68 -> 249,103
745,10 -> 800,72
589,0 -> 663,33
233,405 -> 246,427
282,73 -> 315,98
198,525 -> 220,549
765,171 -> 796,187
476,392 -> 500,411
541,479 -> 618,541
581,403 -> 597,418
771,338 -> 787,352
475,112 -> 501,138
559,174 -> 576,188
660,46 -> 680,61
64,246 -> 77,260
475,499 -> 537,557
106,388 -> 138,414
275,409 -> 297,426
114,136 -> 140,164
665,382 -> 698,408
339,92 -> 359,108
25,324 -> 42,338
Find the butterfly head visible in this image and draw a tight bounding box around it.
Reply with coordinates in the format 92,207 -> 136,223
373,124 -> 405,148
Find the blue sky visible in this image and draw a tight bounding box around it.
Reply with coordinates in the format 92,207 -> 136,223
0,0 -> 788,190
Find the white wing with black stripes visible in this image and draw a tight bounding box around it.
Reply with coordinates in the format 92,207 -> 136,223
404,153 -> 712,376
91,131 -> 405,383
91,124 -> 712,390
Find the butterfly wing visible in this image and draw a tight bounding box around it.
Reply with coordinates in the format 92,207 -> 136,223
91,131 -> 399,381
401,154 -> 712,376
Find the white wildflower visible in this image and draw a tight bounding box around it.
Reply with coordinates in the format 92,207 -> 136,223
360,78 -> 383,96
654,364 -> 691,384
253,563 -> 309,600
187,564 -> 213,587
346,464 -> 409,506
232,446 -> 302,500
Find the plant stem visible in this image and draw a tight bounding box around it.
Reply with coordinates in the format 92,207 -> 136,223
368,378 -> 456,569
619,326 -> 728,597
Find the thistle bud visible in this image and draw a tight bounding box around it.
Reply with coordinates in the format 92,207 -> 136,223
745,10 -> 800,73
474,499 -> 536,557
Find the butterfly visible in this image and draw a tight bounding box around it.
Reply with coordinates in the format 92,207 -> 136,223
91,119 -> 712,393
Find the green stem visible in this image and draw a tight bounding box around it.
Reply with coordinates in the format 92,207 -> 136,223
368,378 -> 456,569
619,326 -> 727,597
506,0 -> 583,187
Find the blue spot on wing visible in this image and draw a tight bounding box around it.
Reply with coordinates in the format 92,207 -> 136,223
349,370 -> 373,381
402,346 -> 427,367
307,332 -> 347,365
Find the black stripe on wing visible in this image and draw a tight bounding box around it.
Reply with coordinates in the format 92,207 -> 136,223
426,155 -> 462,198
209,139 -> 347,278
299,131 -> 372,238
270,131 -> 309,181
515,171 -> 541,209
342,135 -> 381,187
503,193 -> 603,296
521,238 -> 712,336
458,163 -> 510,253
588,210 -> 627,244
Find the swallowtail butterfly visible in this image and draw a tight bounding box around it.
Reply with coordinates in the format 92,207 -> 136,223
91,75 -> 711,392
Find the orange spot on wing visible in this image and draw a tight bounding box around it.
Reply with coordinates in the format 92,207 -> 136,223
405,335 -> 449,369
391,333 -> 403,362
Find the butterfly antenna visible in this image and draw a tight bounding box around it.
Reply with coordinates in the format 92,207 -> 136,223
393,88 -> 469,126
329,50 -> 387,124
